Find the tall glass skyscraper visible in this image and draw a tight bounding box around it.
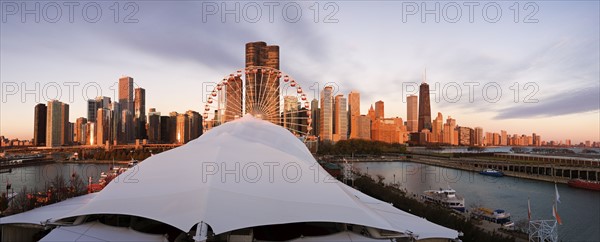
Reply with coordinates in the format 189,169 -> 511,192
418,82 -> 432,132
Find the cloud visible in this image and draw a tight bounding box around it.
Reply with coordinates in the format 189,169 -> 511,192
494,85 -> 600,119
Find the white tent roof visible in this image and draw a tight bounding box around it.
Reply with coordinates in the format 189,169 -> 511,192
4,115 -> 457,240
283,231 -> 390,242
39,221 -> 168,242
0,193 -> 96,225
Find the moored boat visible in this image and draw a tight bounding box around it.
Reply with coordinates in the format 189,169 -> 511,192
471,207 -> 512,225
568,178 -> 600,191
479,169 -> 504,177
421,187 -> 465,212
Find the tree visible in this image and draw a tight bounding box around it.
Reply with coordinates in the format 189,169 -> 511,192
69,173 -> 87,198
50,174 -> 67,203
0,193 -> 8,214
10,186 -> 33,213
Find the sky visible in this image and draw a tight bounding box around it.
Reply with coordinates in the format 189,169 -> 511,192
1,1 -> 599,144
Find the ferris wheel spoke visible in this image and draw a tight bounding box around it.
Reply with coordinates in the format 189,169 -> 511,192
203,66 -> 313,142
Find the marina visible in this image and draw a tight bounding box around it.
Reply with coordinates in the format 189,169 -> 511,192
354,161 -> 600,241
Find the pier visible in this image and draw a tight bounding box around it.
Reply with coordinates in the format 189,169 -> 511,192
409,154 -> 600,184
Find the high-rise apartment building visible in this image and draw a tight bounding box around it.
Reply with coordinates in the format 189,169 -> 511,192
500,130 -> 508,146
458,126 -> 473,146
474,127 -> 483,146
46,100 -> 68,147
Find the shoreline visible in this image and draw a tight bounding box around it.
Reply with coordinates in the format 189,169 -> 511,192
405,156 -> 573,184
55,159 -> 130,165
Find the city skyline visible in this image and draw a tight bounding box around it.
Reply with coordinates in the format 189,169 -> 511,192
1,1 -> 598,143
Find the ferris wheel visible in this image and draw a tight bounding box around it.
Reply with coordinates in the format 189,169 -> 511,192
203,66 -> 314,142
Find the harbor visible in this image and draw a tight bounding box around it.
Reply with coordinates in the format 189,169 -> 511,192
353,161 -> 600,241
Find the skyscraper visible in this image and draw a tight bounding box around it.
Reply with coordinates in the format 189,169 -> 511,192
87,99 -> 96,123
121,109 -> 134,144
34,103 -> 47,146
86,122 -> 95,145
320,86 -> 334,142
458,127 -> 473,146
119,76 -> 134,112
357,115 -> 371,140
310,98 -> 320,137
110,102 -> 121,145
348,91 -> 360,139
375,100 -> 384,120
283,96 -> 299,131
74,117 -> 87,145
367,105 -> 375,122
501,130 -> 508,146
474,127 -> 483,146
96,108 -> 111,146
443,116 -> 456,144
87,97 -> 110,123
406,95 -> 418,133
418,81 -> 432,132
431,112 -> 443,143
186,110 -> 202,140
46,100 -> 68,147
245,41 -> 280,119
176,113 -> 190,144
148,108 -> 161,143
160,116 -> 170,144
134,87 -> 146,139
169,112 -> 178,143
225,76 -> 243,121
61,103 -> 70,145
333,94 -> 348,142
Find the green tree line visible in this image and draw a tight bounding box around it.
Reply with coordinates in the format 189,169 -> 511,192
317,139 -> 407,155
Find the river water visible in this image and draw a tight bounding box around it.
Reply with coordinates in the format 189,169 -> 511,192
354,161 -> 600,242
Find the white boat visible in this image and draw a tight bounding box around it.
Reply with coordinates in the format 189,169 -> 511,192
421,187 -> 466,212
471,207 -> 512,225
